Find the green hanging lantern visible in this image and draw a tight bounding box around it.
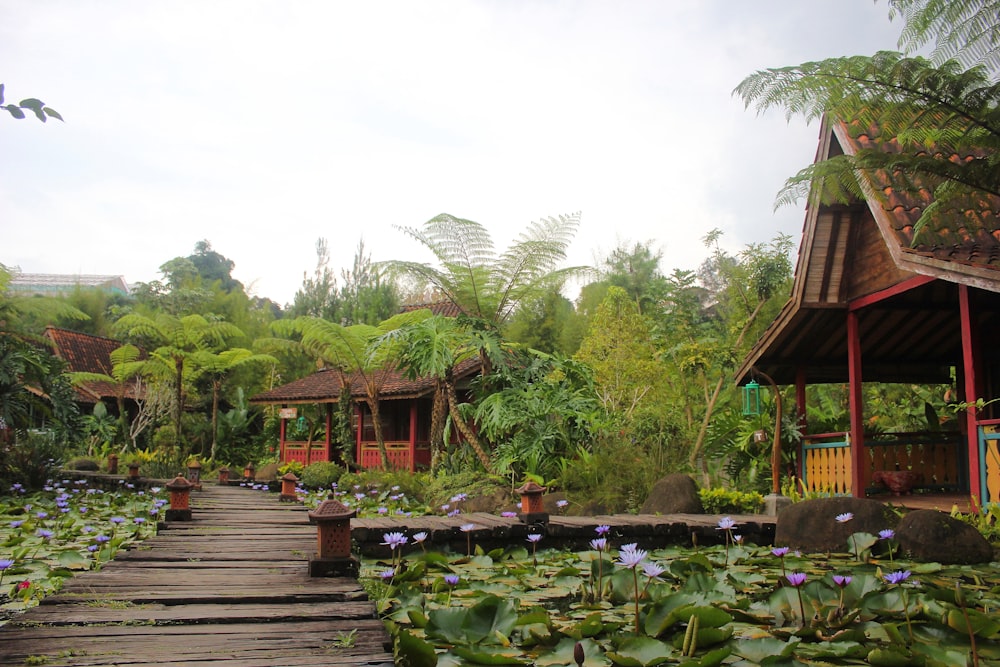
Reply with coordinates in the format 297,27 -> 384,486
296,416 -> 307,432
742,380 -> 761,416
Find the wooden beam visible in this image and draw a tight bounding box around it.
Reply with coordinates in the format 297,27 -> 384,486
848,274 -> 936,311
847,311 -> 866,498
959,285 -> 983,503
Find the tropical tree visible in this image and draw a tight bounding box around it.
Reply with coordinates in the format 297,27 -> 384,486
387,212 -> 587,335
191,348 -> 277,460
113,313 -> 243,448
279,310 -> 430,469
734,0 -> 999,240
575,286 -> 666,422
65,343 -> 144,448
475,351 -> 599,481
683,231 -> 794,478
379,314 -> 502,472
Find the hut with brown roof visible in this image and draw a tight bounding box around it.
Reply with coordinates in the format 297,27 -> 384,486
737,118 -> 1000,503
44,326 -> 144,411
250,358 -> 481,471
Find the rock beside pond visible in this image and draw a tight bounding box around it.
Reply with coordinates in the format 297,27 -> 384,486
775,497 -> 897,553
640,474 -> 704,514
895,510 -> 993,564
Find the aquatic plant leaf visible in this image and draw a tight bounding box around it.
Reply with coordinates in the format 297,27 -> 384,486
606,636 -> 674,667
731,637 -> 799,663
450,645 -> 529,665
396,628 -> 438,667
946,607 -> 1000,637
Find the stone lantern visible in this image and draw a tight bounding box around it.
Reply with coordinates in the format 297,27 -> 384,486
127,462 -> 140,480
165,474 -> 194,521
186,459 -> 202,490
279,472 -> 300,502
516,480 -> 549,524
307,497 -> 358,577
243,462 -> 256,482
107,453 -> 119,475
217,466 -> 230,485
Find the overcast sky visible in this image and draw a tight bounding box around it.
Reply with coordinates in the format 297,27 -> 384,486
2,1 -> 903,307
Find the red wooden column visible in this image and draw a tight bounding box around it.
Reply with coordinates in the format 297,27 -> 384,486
795,365 -> 808,480
355,404 -> 363,467
279,408 -> 287,461
847,311 -> 866,498
324,403 -> 333,463
408,402 -> 418,472
959,285 -> 983,503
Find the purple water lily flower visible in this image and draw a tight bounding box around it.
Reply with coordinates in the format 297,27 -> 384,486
444,574 -> 460,586
835,512 -> 853,523
526,534 -> 542,543
785,572 -> 807,587
884,570 -> 911,585
832,574 -> 852,588
616,544 -> 648,569
879,529 -> 895,540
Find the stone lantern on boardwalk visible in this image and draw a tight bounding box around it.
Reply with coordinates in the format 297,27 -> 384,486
279,472 -> 299,502
307,497 -> 358,577
516,481 -> 549,525
243,462 -> 256,482
127,462 -> 140,480
186,459 -> 203,491
165,474 -> 194,521
217,466 -> 230,485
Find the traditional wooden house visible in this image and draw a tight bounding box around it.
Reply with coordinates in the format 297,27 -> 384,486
249,357 -> 481,471
44,326 -> 144,413
736,118 -> 1000,504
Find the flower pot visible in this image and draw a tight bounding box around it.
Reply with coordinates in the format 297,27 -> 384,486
873,470 -> 921,495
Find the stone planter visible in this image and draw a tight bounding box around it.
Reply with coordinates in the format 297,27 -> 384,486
873,470 -> 921,495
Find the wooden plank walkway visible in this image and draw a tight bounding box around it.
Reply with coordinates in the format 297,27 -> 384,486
0,484 -> 394,667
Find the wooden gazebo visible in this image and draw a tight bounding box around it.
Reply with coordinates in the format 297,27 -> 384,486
737,118 -> 1000,503
249,358 -> 481,471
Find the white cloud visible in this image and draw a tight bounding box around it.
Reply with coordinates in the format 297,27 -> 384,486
1,0 -> 902,306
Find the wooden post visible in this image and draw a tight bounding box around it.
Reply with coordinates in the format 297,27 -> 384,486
960,285 -> 983,504
408,402 -> 418,472
847,311 -> 865,498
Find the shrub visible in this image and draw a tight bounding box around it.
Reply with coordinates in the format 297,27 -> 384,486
699,487 -> 765,514
0,432 -> 63,491
65,457 -> 100,471
300,462 -> 344,490
277,461 -> 304,477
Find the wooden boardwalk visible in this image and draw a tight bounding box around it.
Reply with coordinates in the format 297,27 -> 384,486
0,484 -> 394,667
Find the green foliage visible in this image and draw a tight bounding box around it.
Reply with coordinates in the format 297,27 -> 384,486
388,211 -> 586,327
735,2 -> 1000,242
952,499 -> 1000,544
299,461 -> 344,489
558,435 -> 672,513
277,460 -> 304,477
698,487 -> 765,515
477,351 -> 598,481
0,431 -> 63,491
0,84 -> 62,122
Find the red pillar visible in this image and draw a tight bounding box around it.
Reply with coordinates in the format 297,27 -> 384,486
325,403 -> 333,463
959,285 -> 983,503
408,401 -> 418,472
279,408 -> 287,462
847,311 -> 866,498
355,403 -> 363,467
795,365 -> 808,480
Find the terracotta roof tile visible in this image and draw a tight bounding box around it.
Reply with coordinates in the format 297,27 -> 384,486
44,327 -> 144,403
251,357 -> 481,404
842,122 -> 1000,271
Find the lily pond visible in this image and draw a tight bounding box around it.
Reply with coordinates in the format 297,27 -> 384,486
0,478 -> 162,621
364,526 -> 1000,666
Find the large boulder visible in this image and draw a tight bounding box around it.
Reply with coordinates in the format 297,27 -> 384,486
775,497 -> 897,553
895,510 -> 993,564
640,474 -> 704,514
